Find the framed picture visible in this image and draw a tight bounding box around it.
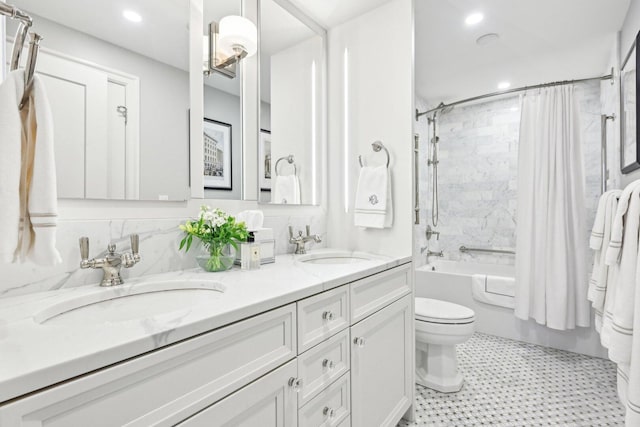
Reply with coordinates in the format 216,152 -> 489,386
259,129 -> 272,191
203,118 -> 232,190
620,31 -> 639,174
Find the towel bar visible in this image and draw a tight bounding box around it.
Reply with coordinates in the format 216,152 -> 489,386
359,140 -> 390,168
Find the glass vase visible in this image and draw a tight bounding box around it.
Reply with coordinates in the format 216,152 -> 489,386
196,242 -> 236,272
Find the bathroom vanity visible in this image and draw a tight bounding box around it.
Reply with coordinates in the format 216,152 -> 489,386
0,251 -> 413,426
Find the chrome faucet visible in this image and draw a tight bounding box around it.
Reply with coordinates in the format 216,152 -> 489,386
79,234 -> 141,286
289,225 -> 322,255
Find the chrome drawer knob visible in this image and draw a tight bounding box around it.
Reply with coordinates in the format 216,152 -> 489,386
323,406 -> 335,418
288,377 -> 303,392
322,310 -> 334,321
354,337 -> 366,347
322,358 -> 335,370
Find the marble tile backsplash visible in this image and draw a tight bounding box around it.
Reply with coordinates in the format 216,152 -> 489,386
0,214 -> 326,298
414,81 -> 602,267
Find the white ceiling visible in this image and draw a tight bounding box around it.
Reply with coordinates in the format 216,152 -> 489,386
288,0 -> 391,29
415,0 -> 631,104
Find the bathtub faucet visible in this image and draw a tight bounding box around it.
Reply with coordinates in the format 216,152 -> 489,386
420,246 -> 444,257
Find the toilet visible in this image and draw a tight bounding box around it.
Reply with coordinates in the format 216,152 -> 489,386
415,297 -> 475,393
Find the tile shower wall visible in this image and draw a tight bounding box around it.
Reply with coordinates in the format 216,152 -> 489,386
0,214 -> 326,298
415,81 -> 602,266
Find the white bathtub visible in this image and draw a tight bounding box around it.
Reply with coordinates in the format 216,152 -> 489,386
415,260 -> 607,358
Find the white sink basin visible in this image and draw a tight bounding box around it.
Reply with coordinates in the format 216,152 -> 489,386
34,279 -> 226,325
297,251 -> 381,265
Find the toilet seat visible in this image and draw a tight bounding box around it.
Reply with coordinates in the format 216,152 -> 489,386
415,298 -> 475,324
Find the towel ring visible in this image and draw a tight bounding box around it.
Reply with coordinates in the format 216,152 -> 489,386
275,155 -> 297,176
358,141 -> 390,168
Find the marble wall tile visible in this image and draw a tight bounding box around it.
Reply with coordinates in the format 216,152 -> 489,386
0,213 -> 326,299
414,81 -> 602,267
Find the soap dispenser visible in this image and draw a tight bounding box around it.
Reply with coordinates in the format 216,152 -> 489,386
241,232 -> 261,270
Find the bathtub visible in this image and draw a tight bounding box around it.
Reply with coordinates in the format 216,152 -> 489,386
415,260 -> 607,358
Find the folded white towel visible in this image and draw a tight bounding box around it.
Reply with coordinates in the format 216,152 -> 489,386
590,190 -> 621,250
471,274 -> 515,309
0,71 -> 23,263
272,175 -> 300,204
21,75 -> 61,265
354,165 -> 393,229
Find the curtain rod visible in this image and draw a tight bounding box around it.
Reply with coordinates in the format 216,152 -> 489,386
416,68 -> 615,120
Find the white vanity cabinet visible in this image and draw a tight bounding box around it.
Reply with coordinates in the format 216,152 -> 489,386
0,305 -> 297,426
294,263 -> 413,427
0,262 -> 412,427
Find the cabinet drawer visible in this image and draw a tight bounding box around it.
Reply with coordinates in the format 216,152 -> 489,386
298,285 -> 349,353
177,359 -> 298,427
298,328 -> 350,407
0,305 -> 296,427
299,372 -> 350,427
350,264 -> 411,324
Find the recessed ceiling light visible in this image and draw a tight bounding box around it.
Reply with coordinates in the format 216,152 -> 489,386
465,12 -> 484,26
123,10 -> 142,23
498,81 -> 511,90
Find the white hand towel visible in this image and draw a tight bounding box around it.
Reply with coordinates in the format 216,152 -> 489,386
605,180 -> 640,265
21,75 -> 62,265
0,71 -> 23,262
354,165 -> 393,229
590,190 -> 620,250
272,175 -> 300,204
588,190 -> 620,332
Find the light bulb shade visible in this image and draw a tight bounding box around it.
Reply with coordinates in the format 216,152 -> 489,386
218,15 -> 257,58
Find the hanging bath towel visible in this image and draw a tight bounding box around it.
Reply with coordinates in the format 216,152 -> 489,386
354,165 -> 393,229
0,71 -> 23,262
514,85 -> 589,330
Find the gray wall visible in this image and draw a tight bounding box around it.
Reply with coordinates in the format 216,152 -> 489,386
7,14 -> 190,201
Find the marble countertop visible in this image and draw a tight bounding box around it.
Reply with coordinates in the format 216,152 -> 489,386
0,249 -> 411,403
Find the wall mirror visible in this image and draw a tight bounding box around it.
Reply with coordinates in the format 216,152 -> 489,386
258,0 -> 325,205
620,30 -> 639,174
6,0 -> 190,201
203,0 -> 244,200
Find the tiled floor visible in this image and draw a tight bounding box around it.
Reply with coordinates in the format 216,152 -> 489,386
398,333 -> 625,426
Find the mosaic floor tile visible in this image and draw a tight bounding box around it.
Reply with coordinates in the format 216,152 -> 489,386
398,333 -> 625,427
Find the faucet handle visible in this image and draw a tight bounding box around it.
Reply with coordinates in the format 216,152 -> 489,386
130,234 -> 139,255
79,237 -> 89,260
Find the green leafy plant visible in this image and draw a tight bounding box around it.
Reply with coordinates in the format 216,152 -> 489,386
179,206 -> 248,270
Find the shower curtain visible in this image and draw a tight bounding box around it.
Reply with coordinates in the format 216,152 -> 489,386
514,85 -> 590,330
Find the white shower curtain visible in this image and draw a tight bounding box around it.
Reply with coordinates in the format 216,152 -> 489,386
514,85 -> 590,330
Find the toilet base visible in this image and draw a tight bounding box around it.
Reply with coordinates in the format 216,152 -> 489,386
415,342 -> 464,393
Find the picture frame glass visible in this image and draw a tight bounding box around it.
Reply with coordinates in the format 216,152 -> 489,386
203,118 -> 232,190
259,130 -> 272,191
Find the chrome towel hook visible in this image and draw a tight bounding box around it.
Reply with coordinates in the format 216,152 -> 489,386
358,140 -> 390,168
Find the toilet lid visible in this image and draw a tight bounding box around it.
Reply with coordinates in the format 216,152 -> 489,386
415,298 -> 475,323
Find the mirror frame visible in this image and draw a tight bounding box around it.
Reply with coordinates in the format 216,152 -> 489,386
620,30 -> 640,174
256,0 -> 327,206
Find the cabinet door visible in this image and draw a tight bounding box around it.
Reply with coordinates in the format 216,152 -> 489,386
177,360 -> 298,427
350,295 -> 412,427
